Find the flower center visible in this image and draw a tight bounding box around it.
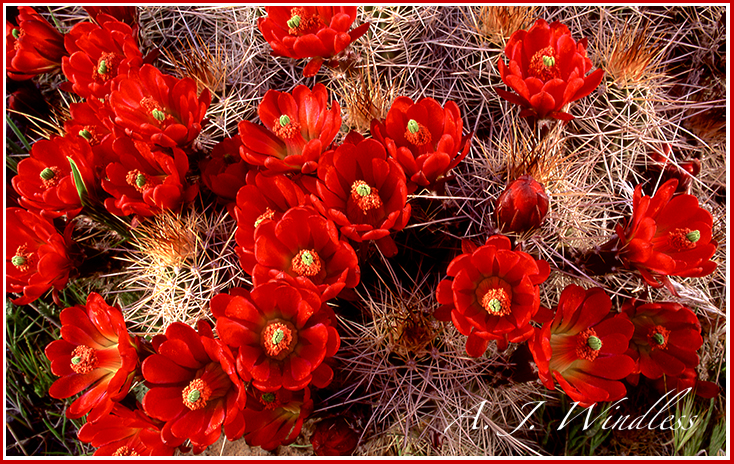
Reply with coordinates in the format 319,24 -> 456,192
78,128 -> 92,140
70,345 -> 98,374
480,287 -> 511,317
261,319 -> 298,361
404,119 -> 432,146
272,115 -> 301,140
648,325 -> 670,350
39,166 -> 61,188
287,7 -> 323,36
528,46 -> 560,81
291,249 -> 322,277
182,378 -> 212,410
112,446 -> 140,456
576,328 -> 602,361
669,228 -> 700,250
11,244 -> 33,272
126,169 -> 149,193
12,28 -> 20,39
350,180 -> 383,213
254,207 -> 276,228
97,60 -> 108,75
140,97 -> 167,123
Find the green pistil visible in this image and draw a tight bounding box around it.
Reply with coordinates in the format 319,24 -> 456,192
587,335 -> 602,351
40,168 -> 55,181
79,129 -> 92,140
71,356 -> 82,365
98,60 -> 107,75
11,255 -> 26,267
287,15 -> 301,29
262,392 -> 276,403
272,329 -> 285,346
135,174 -> 147,188
407,119 -> 420,134
152,109 -> 166,121
12,28 -> 20,39
300,251 -> 314,266
686,230 -> 701,243
355,184 -> 371,197
487,298 -> 502,313
279,115 -> 291,127
187,389 -> 201,403
653,333 -> 665,345
542,55 -> 555,67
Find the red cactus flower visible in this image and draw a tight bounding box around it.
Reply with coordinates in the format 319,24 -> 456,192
307,136 -> 411,257
622,299 -> 703,381
649,367 -> 720,400
310,416 -> 359,456
6,6 -> 67,80
141,320 -> 246,453
84,6 -> 139,34
494,174 -> 550,233
109,64 -> 211,148
211,281 -> 340,392
371,96 -> 471,192
253,206 -> 360,301
529,285 -> 635,407
44,293 -> 140,421
64,99 -> 118,175
258,6 -> 370,77
6,207 -> 74,305
242,387 -> 313,451
102,137 -> 198,217
12,134 -> 96,219
238,83 -> 341,174
77,403 -> 176,456
233,172 -> 307,274
644,143 -> 701,195
615,178 -> 717,294
496,18 -> 604,121
62,14 -> 143,99
200,136 -> 252,202
435,235 -> 550,355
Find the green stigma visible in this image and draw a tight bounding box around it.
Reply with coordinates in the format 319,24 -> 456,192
71,356 -> 82,365
542,55 -> 555,67
262,392 -> 276,403
407,119 -> 420,134
686,230 -> 701,243
279,114 -> 291,127
653,333 -> 665,345
11,255 -> 26,267
355,184 -> 371,197
587,335 -> 602,351
487,298 -> 502,313
97,60 -> 107,75
40,168 -> 55,181
287,15 -> 301,29
135,174 -> 147,188
79,129 -> 92,140
152,109 -> 166,121
271,328 -> 285,346
12,28 -> 20,39
300,251 -> 314,266
187,389 -> 201,403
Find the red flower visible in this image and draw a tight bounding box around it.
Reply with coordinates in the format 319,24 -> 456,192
242,387 -> 313,451
649,367 -> 720,400
102,137 -> 198,217
435,235 -> 550,355
6,207 -> 74,305
529,285 -> 635,407
12,134 -> 96,219
211,281 -> 340,392
44,293 -> 140,421
307,136 -> 411,257
62,14 -> 143,99
371,96 -> 471,192
77,403 -> 176,456
233,172 -> 307,274
622,299 -> 703,381
310,416 -> 359,456
615,178 -> 717,293
84,7 -> 139,34
109,64 -> 211,148
496,18 -> 604,121
644,143 -> 701,195
200,136 -> 252,202
494,174 -> 550,233
238,83 -> 341,174
6,7 -> 66,80
141,320 -> 246,453
258,6 -> 370,77
64,99 -> 118,174
253,206 -> 360,301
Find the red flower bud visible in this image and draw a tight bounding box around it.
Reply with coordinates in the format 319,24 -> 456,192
494,175 -> 549,233
310,416 -> 359,456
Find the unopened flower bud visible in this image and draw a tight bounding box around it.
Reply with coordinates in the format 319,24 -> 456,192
494,174 -> 549,233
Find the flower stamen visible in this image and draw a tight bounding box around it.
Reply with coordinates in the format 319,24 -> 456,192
291,249 -> 322,277
261,320 -> 298,360
126,169 -> 149,193
350,180 -> 383,212
182,378 -> 212,410
11,244 -> 33,272
648,325 -> 670,350
70,345 -> 98,374
576,328 -> 602,361
528,46 -> 560,81
254,208 -> 276,228
272,115 -> 301,140
669,228 -> 700,250
39,166 -> 61,188
287,7 -> 323,36
404,119 -> 432,146
480,287 -> 511,316
112,446 -> 140,456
